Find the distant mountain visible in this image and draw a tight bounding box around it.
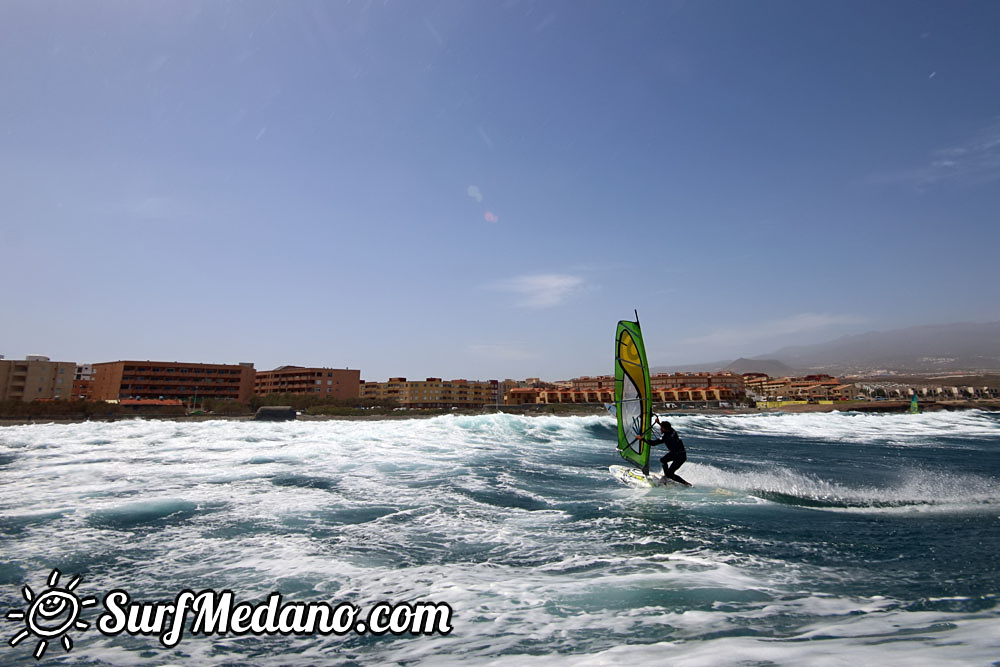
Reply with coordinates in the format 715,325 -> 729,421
723,358 -> 799,376
758,321 -> 1000,373
645,322 -> 1000,378
653,358 -> 799,376
651,360 -> 733,374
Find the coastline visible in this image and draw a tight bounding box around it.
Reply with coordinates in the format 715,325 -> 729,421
2,399 -> 998,427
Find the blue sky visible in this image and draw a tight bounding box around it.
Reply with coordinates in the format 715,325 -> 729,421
2,0 -> 999,381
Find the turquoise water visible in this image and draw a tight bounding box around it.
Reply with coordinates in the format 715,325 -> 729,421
1,411 -> 998,665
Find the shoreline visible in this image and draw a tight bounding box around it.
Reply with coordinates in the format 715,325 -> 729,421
2,399 -> 998,427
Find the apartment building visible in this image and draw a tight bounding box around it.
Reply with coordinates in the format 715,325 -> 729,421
507,383 -> 740,405
651,372 -> 745,395
506,372 -> 746,405
744,373 -> 857,401
72,364 -> 94,400
359,377 -> 500,409
569,372 -> 745,395
506,386 -> 612,405
90,361 -> 256,404
254,366 -> 361,399
0,355 -> 76,402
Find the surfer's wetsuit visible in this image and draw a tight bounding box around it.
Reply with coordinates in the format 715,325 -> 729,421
647,427 -> 690,485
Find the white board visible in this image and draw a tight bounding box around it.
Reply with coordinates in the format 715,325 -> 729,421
609,464 -> 689,488
610,464 -> 657,487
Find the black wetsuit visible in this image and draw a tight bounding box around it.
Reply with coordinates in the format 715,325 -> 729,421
647,428 -> 689,485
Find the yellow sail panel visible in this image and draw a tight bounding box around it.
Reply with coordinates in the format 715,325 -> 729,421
615,318 -> 652,470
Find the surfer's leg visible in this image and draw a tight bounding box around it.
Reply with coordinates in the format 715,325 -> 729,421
663,451 -> 692,485
666,451 -> 686,476
660,452 -> 676,478
661,451 -> 687,484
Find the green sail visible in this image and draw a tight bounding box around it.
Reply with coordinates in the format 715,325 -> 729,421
615,315 -> 653,470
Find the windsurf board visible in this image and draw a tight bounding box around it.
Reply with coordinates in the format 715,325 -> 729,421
609,464 -> 691,488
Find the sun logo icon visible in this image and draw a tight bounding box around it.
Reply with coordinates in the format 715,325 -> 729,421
6,569 -> 98,659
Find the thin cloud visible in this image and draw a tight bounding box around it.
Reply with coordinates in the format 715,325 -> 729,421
477,125 -> 494,151
876,120 -> 1000,187
682,313 -> 864,347
423,18 -> 444,47
490,273 -> 584,308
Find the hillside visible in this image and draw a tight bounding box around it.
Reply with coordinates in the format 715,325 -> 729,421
723,358 -> 799,376
652,358 -> 799,376
648,321 -> 1000,377
758,321 -> 1000,374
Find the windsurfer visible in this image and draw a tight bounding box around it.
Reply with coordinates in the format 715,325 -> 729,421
646,417 -> 692,486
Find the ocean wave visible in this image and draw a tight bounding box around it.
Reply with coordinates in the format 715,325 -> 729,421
1,414 -> 997,665
685,462 -> 1000,512
673,409 -> 1000,446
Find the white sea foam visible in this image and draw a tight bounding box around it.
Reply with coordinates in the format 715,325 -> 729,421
1,412 -> 997,665
682,462 -> 1000,512
410,610 -> 1000,666
676,408 -> 1000,446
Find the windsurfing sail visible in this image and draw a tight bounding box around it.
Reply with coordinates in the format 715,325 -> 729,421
614,311 -> 653,471
910,394 -> 919,414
